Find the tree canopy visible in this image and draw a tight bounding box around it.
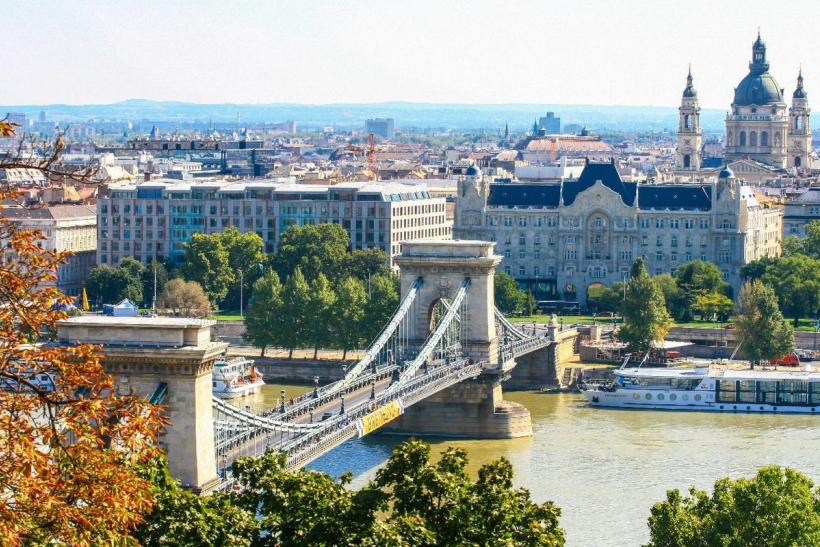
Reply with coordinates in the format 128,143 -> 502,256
157,278 -> 211,318
618,258 -> 673,352
181,233 -> 234,306
646,466 -> 820,547
734,280 -> 794,365
85,262 -> 144,306
494,271 -> 527,314
274,223 -> 351,282
137,439 -> 566,546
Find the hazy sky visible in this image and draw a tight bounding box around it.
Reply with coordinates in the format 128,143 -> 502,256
3,0 -> 818,109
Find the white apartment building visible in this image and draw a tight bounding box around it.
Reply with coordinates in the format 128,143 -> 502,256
97,178 -> 451,267
2,204 -> 97,295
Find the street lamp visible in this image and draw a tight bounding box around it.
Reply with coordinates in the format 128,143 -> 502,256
313,375 -> 319,398
339,395 -> 345,415
279,389 -> 286,413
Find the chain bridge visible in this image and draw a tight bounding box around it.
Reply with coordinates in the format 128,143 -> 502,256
211,240 -> 563,490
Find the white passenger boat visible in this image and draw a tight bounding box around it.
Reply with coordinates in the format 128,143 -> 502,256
212,357 -> 265,399
581,364 -> 820,414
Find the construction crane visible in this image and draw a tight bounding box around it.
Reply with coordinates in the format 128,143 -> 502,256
367,132 -> 377,180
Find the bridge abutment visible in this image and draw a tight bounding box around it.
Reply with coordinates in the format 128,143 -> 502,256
57,317 -> 226,494
383,377 -> 531,438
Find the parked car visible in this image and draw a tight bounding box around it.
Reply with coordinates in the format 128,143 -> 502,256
321,412 -> 334,421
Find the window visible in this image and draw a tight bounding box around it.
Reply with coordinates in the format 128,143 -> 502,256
671,236 -> 678,247
719,250 -> 731,263
519,234 -> 526,245
519,266 -> 526,276
565,250 -> 577,260
534,235 -> 541,246
592,216 -> 604,228
518,251 -> 526,260
547,217 -> 556,227
700,219 -> 709,229
534,266 -> 540,276
655,219 -> 664,229
656,235 -> 663,246
761,131 -> 769,146
685,252 -> 693,261
656,251 -> 664,261
670,219 -> 680,229
505,249 -> 511,259
534,249 -> 541,259
518,217 -> 527,227
640,218 -> 650,229
488,216 -> 497,226
740,131 -> 746,146
503,217 -> 512,226
750,131 -> 757,147
505,235 -> 511,245
535,217 -> 543,227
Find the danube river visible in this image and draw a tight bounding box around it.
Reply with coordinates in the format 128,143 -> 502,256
254,384 -> 820,546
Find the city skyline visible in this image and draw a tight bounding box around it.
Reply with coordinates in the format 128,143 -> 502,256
2,0 -> 818,109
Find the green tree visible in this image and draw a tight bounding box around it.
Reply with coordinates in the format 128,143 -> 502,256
672,260 -> 731,321
781,235 -> 805,256
305,273 -> 336,359
333,277 -> 367,359
646,466 -> 820,547
494,271 -> 526,314
652,273 -> 684,320
801,219 -> 820,258
618,258 -> 673,352
690,292 -> 734,321
244,270 -> 285,357
220,228 -> 264,310
274,223 -> 351,282
85,264 -> 143,306
181,233 -> 234,307
761,254 -> 820,326
597,282 -> 625,314
134,459 -> 258,546
363,273 -> 400,343
280,268 -> 311,359
740,255 -> 777,281
373,439 -> 565,545
141,259 -> 169,308
345,247 -> 392,281
525,290 -> 538,316
734,279 -> 794,365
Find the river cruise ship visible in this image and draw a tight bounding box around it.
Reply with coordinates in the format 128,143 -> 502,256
212,357 -> 265,399
581,365 -> 820,413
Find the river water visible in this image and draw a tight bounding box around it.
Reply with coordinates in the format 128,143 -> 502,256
253,384 -> 820,546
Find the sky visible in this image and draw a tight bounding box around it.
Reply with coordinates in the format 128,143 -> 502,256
2,0 -> 819,109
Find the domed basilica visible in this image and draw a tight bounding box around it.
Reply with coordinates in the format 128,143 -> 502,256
677,32 -> 811,172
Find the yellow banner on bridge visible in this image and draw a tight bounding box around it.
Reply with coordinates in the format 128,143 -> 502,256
359,400 -> 402,436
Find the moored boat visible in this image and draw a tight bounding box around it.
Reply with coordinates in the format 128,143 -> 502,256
212,357 -> 265,398
581,364 -> 820,414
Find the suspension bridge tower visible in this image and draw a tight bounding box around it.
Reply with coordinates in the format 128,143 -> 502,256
389,240 -> 532,438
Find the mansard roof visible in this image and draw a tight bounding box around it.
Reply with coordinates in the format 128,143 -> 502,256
487,183 -> 561,207
637,185 -> 712,211
562,161 -> 637,206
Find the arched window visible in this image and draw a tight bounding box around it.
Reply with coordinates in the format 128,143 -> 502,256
750,131 -> 757,147
684,114 -> 691,129
683,155 -> 691,168
739,131 -> 746,146
761,131 -> 768,146
795,156 -> 802,167
774,132 -> 782,146
797,116 -> 804,130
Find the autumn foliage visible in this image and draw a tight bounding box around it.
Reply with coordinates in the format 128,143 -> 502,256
0,121 -> 165,544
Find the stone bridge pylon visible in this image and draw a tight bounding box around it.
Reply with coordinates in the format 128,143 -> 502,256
385,240 -> 532,438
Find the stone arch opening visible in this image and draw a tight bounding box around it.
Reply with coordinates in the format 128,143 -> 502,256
795,156 -> 802,167
761,131 -> 769,147
739,131 -> 746,146
750,131 -> 757,147
683,154 -> 691,168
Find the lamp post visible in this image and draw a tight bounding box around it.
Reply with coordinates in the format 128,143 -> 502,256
313,375 -> 319,398
279,389 -> 286,413
239,270 -> 243,319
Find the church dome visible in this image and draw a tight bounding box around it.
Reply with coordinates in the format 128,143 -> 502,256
465,165 -> 481,176
718,165 -> 735,179
733,72 -> 784,106
732,31 -> 784,106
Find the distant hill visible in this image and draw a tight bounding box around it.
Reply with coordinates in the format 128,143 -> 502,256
0,99 -> 727,133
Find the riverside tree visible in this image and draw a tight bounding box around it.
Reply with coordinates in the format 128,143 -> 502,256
157,278 -> 211,317
618,258 -> 672,352
181,233 -> 234,306
362,273 -> 400,343
85,259 -> 144,306
333,277 -> 368,359
305,273 -> 336,359
494,271 -> 527,315
280,268 -> 311,358
243,270 -> 286,357
0,120 -> 165,544
646,466 -> 820,547
734,279 -> 794,365
220,227 -> 265,310
274,223 -> 351,282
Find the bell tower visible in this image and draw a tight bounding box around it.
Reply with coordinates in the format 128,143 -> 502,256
677,65 -> 702,171
788,68 -> 811,170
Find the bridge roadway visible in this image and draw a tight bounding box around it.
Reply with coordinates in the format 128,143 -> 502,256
216,356 -> 484,479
